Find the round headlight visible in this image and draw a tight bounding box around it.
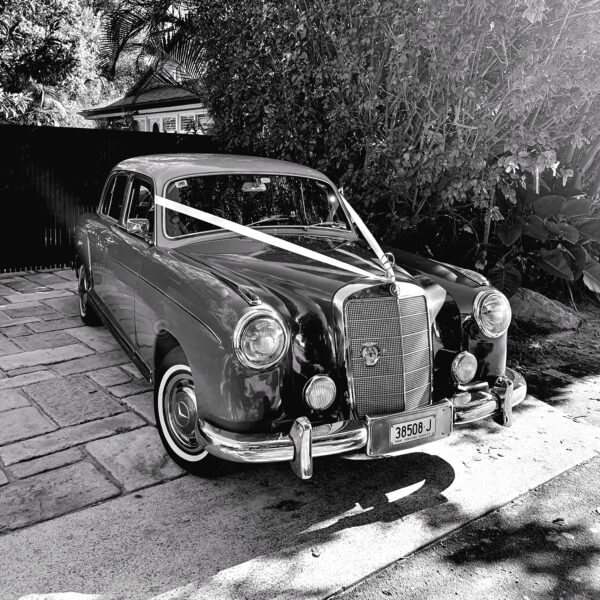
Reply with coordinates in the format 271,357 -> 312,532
234,311 -> 288,369
451,351 -> 478,384
304,375 -> 336,410
473,290 -> 512,338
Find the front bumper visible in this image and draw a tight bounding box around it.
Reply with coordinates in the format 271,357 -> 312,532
198,368 -> 527,479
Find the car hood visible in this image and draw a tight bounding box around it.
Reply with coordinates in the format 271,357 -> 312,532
175,233 -> 415,311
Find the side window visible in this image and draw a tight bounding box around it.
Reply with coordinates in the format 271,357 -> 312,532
100,174 -> 128,220
126,178 -> 154,235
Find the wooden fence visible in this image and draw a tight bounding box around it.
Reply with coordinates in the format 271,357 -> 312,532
0,124 -> 216,272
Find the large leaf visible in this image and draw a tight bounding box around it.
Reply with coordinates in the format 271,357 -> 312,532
487,265 -> 522,298
558,222 -> 580,243
496,222 -> 522,246
537,248 -> 574,281
567,245 -> 590,277
577,219 -> 600,243
561,197 -> 594,218
544,220 -> 561,237
532,194 -> 566,218
582,259 -> 600,293
522,214 -> 549,241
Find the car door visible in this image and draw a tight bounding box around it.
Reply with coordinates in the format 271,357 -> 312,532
102,173 -> 155,350
92,172 -> 129,304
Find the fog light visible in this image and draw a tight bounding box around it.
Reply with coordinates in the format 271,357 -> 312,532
451,351 -> 478,384
303,375 -> 336,410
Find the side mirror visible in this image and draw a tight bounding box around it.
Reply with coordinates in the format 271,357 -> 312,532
126,218 -> 150,237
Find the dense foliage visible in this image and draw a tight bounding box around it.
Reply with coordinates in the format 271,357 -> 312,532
100,1 -> 600,296
0,0 -> 135,127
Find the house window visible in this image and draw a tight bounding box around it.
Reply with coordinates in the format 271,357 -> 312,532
162,117 -> 177,133
180,115 -> 197,133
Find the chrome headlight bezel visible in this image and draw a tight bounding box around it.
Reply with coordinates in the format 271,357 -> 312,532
233,309 -> 289,370
473,289 -> 512,338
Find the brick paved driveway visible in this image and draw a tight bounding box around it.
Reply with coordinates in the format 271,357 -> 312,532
0,269 -> 182,533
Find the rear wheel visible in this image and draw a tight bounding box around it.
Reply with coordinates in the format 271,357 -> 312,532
154,347 -> 219,476
77,266 -> 101,325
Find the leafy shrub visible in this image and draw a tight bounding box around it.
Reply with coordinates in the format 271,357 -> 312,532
101,0 -> 600,296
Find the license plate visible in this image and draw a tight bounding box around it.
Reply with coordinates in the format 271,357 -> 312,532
366,401 -> 453,457
390,415 -> 436,446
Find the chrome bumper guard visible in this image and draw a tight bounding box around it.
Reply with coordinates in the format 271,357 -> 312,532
198,368 -> 527,479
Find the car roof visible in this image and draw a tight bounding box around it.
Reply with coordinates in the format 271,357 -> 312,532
113,154 -> 335,188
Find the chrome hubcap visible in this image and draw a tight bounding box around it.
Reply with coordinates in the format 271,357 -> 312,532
164,372 -> 203,453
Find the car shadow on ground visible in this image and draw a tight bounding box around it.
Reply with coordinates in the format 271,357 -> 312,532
3,451 -> 457,600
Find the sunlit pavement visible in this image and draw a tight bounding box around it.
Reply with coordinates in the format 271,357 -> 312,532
0,270 -> 599,599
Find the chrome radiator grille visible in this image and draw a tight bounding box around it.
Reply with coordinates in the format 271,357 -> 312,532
345,294 -> 431,417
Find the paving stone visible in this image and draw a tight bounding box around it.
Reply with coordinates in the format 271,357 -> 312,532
41,295 -> 80,317
121,391 -> 155,425
2,278 -> 49,293
14,331 -> 79,352
0,284 -> 15,296
0,304 -> 57,319
88,366 -> 131,387
10,448 -> 84,479
122,363 -> 144,379
48,281 -> 78,291
6,365 -> 52,378
0,389 -> 30,412
0,272 -> 34,279
0,317 -> 42,329
25,374 -> 124,427
0,370 -> 56,390
0,412 -> 144,465
53,349 -> 130,376
0,344 -> 94,371
0,461 -> 120,532
0,336 -> 20,357
27,317 -> 83,333
1,324 -> 32,338
2,290 -> 72,304
108,379 -> 152,398
0,406 -> 57,445
25,273 -> 69,286
65,327 -> 121,352
41,311 -> 70,321
53,269 -> 75,281
0,470 -> 7,486
86,427 -> 182,492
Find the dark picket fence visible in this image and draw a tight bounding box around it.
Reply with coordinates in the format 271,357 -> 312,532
0,124 -> 216,273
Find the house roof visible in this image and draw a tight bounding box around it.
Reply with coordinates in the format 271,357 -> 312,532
81,86 -> 201,119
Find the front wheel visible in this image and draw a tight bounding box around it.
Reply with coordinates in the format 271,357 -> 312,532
154,347 -> 219,476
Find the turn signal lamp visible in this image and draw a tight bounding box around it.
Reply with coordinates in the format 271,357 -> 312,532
451,351 -> 478,385
303,375 -> 336,410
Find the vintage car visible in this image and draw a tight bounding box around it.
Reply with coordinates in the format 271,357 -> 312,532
75,154 -> 527,479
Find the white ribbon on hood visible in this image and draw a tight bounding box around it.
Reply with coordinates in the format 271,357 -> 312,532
154,194 -> 394,282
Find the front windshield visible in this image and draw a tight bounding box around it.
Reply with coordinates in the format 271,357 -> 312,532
163,174 -> 352,238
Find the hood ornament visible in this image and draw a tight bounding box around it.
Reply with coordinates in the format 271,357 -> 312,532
361,342 -> 381,367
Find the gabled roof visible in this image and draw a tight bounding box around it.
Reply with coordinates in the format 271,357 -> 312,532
81,85 -> 200,119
